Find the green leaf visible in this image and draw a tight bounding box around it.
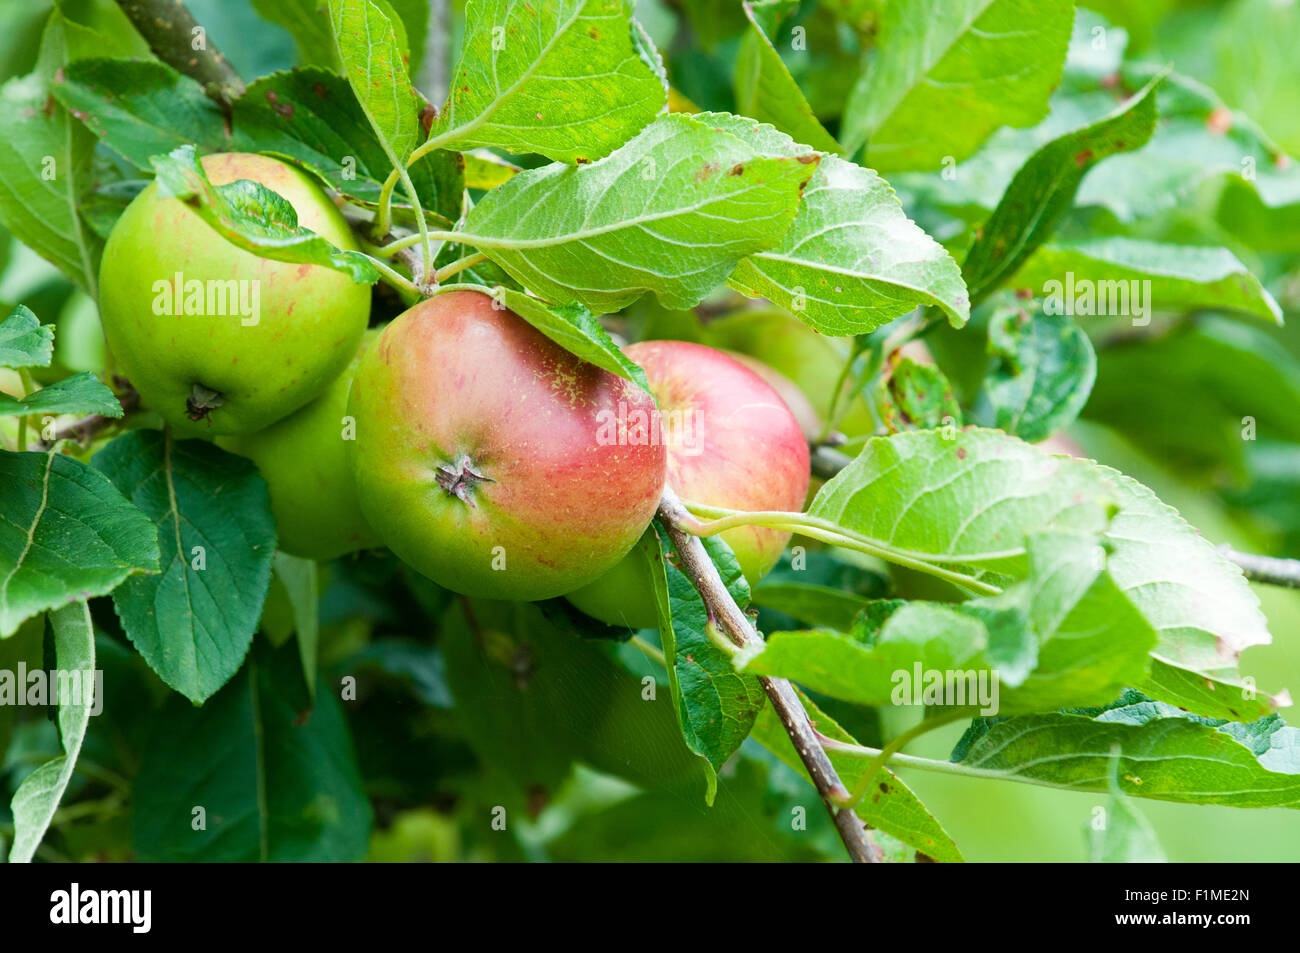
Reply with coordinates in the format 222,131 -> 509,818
1076,65 -> 1300,221
750,688 -> 964,862
0,305 -> 53,369
646,528 -> 765,805
51,58 -> 227,171
431,0 -> 666,164
93,431 -> 276,704
733,1 -> 840,155
234,68 -> 464,225
462,113 -> 818,314
474,286 -> 645,391
7,600 -> 96,863
809,429 -> 1275,719
952,694 -> 1300,808
149,145 -> 380,285
742,532 -> 1157,715
132,641 -> 371,861
739,607 -> 990,710
972,306 -> 1096,443
711,113 -> 969,332
841,0 -> 1075,171
874,357 -> 962,432
1085,316 -> 1300,480
272,552 -> 319,699
750,582 -> 874,631
0,372 -> 122,420
53,61 -> 464,226
1008,237 -> 1283,325
961,75 -> 1161,305
440,597 -> 707,805
1089,759 -> 1167,863
0,450 -> 159,638
463,151 -> 522,190
326,0 -> 421,163
0,18 -> 103,295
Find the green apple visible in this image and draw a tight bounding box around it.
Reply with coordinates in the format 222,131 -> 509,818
99,152 -> 371,436
348,290 -> 668,601
567,340 -> 810,629
218,329 -> 381,561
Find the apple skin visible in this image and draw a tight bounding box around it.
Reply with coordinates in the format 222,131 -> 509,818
701,309 -> 874,437
348,291 -> 668,601
218,329 -> 381,561
567,340 -> 810,629
724,350 -> 822,442
98,152 -> 371,436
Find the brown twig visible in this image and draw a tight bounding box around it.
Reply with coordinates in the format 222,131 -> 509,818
34,380 -> 140,451
113,0 -> 245,109
656,487 -> 877,863
1217,545 -> 1300,590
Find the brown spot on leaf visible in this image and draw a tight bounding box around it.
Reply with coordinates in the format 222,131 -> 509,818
796,153 -> 818,164
1207,106 -> 1233,136
312,82 -> 328,99
1074,148 -> 1093,167
956,447 -> 967,460
728,163 -> 745,176
695,162 -> 719,181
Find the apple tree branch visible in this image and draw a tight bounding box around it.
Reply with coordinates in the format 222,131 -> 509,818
656,487 -> 879,864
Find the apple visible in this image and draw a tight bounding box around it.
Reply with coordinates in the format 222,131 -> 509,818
701,308 -> 875,437
567,340 -> 810,629
98,152 -> 371,436
724,350 -> 822,442
218,329 -> 381,561
348,290 -> 667,601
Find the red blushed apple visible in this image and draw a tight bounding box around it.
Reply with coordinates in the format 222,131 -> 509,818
567,340 -> 810,628
725,350 -> 822,442
348,291 -> 668,601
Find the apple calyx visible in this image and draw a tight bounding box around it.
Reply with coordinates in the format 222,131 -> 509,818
435,454 -> 494,505
186,383 -> 225,422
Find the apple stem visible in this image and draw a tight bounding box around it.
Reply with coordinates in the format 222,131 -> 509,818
678,499 -> 1005,597
185,383 -> 224,423
432,252 -> 489,285
656,487 -> 879,864
434,454 -> 494,505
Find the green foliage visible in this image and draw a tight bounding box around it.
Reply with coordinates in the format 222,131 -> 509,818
2,0 -> 1299,864
6,602 -> 95,861
462,113 -> 819,312
150,146 -> 380,283
973,305 -> 1096,442
0,450 -> 158,637
841,0 -> 1074,170
0,305 -> 53,368
430,0 -> 666,164
646,528 -> 764,804
132,640 -> 370,861
92,431 -> 276,703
